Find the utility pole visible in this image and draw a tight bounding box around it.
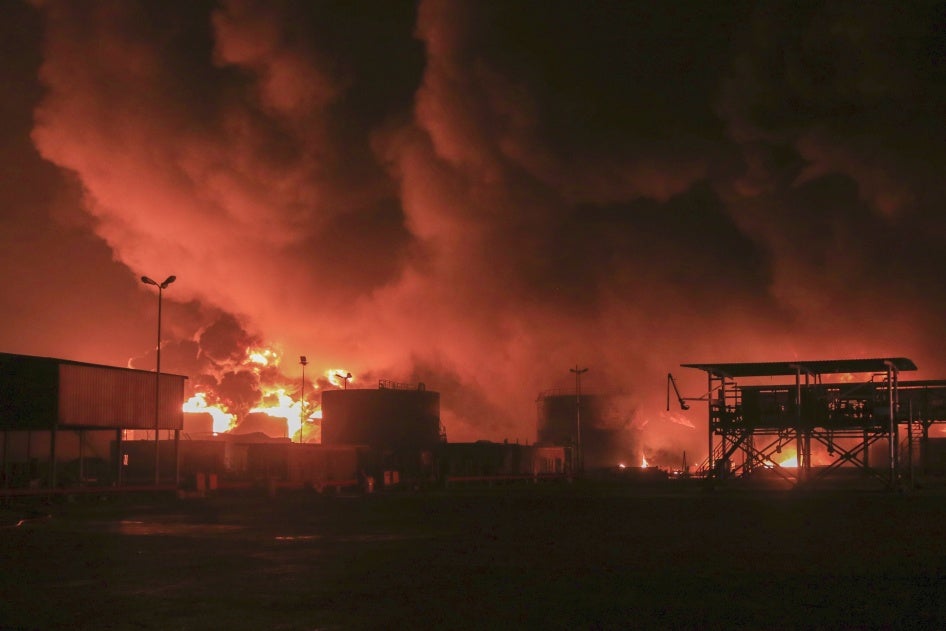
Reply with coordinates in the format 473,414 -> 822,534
141,274 -> 176,486
299,356 -> 308,444
570,365 -> 588,474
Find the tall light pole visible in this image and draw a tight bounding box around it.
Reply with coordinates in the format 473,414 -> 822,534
570,365 -> 588,474
299,356 -> 308,444
141,274 -> 176,485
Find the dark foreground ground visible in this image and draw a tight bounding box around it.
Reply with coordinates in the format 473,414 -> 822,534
2,481 -> 946,630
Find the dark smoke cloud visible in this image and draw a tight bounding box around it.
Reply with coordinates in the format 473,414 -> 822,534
2,1 -> 945,464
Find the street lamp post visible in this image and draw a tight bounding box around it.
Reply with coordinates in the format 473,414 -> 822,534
570,365 -> 588,474
299,356 -> 308,444
141,275 -> 176,485
335,372 -> 352,390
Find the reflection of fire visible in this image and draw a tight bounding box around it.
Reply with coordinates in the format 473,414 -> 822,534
183,393 -> 236,434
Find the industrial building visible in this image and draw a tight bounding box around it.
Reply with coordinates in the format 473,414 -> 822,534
321,379 -> 444,482
0,352 -> 186,490
675,357 -> 946,488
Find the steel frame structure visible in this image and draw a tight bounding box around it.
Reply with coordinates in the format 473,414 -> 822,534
679,358 -> 946,488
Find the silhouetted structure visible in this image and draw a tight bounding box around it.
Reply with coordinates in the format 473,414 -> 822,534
0,352 -> 186,490
535,391 -> 636,470
679,358 -> 946,488
321,381 -> 444,481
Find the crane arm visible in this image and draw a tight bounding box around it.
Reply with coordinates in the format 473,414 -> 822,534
667,373 -> 690,411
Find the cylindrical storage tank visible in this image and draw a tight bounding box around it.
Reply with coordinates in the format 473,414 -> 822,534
322,387 -> 441,452
536,392 -> 634,470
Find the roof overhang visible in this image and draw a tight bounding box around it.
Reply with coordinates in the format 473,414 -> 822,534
681,358 -> 917,379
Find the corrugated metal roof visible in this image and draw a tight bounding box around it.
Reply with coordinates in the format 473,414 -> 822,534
681,357 -> 917,378
0,352 -> 186,430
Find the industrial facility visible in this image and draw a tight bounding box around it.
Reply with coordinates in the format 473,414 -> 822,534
673,357 -> 946,488
6,350 -> 946,495
0,356 -> 570,494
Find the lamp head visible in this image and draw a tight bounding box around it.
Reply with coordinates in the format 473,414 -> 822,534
141,276 -> 158,286
300,356 -> 308,365
160,275 -> 176,289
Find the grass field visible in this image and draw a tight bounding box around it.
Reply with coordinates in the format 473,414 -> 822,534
2,482 -> 946,629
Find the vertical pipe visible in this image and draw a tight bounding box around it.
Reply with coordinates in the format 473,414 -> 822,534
804,373 -> 811,478
707,372 -> 713,477
575,369 -> 582,474
300,362 -> 305,444
795,367 -> 803,485
570,366 -> 587,474
887,364 -> 895,487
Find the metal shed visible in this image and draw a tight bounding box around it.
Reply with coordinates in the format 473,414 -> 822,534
0,352 -> 186,491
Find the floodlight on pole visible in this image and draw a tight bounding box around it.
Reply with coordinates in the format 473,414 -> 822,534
299,356 -> 308,444
141,274 -> 176,486
335,372 -> 352,390
570,365 -> 588,474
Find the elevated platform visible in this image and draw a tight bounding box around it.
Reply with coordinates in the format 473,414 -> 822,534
679,357 -> 946,488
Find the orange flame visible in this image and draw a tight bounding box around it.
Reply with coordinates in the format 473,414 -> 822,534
183,393 -> 236,434
246,346 -> 279,368
763,449 -> 798,468
251,388 -> 304,438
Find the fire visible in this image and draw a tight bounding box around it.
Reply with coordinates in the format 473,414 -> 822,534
182,346 -> 327,441
764,449 -> 798,468
641,454 -> 649,468
251,388 -> 315,441
246,346 -> 279,368
183,393 -> 236,434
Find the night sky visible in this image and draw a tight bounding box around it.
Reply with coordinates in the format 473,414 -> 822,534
3,1 -> 946,462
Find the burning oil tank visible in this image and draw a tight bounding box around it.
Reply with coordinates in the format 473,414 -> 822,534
321,380 -> 442,452
536,390 -> 636,470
